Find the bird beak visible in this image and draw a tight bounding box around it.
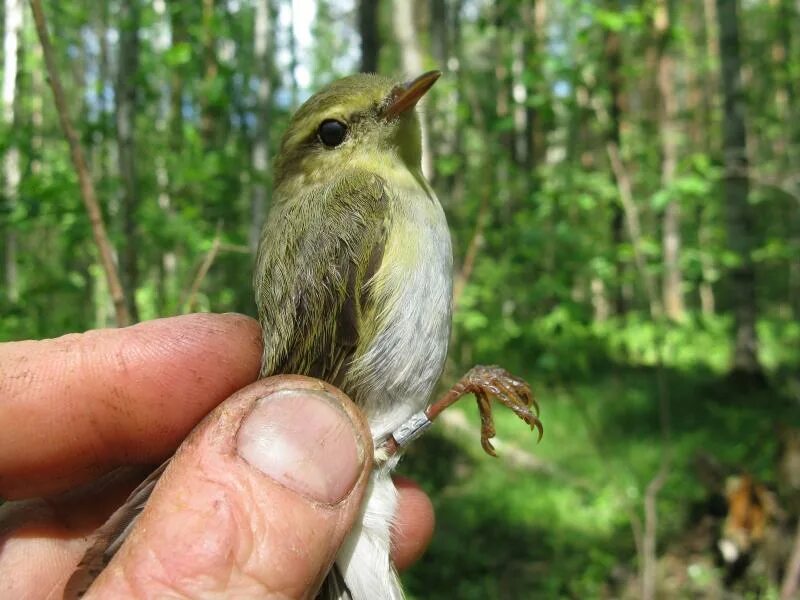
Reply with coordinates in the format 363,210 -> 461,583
383,70 -> 441,120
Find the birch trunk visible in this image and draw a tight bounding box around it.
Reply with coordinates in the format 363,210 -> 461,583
393,0 -> 434,180
655,0 -> 685,320
2,0 -> 23,303
249,0 -> 274,253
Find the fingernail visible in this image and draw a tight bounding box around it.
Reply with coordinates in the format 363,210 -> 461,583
236,389 -> 365,504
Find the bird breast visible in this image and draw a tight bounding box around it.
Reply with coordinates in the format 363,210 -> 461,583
348,177 -> 453,442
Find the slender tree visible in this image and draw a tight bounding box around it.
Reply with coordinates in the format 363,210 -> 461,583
393,0 -> 434,179
116,0 -> 142,322
287,0 -> 299,106
655,0 -> 685,320
201,0 -> 220,143
30,0 -> 131,326
359,0 -> 380,73
249,0 -> 274,253
716,0 -> 762,378
602,2 -> 628,315
2,0 -> 23,304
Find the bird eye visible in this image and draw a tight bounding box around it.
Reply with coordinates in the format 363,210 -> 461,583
317,119 -> 348,147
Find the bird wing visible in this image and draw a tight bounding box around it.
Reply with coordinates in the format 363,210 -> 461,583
63,462 -> 170,599
254,172 -> 388,389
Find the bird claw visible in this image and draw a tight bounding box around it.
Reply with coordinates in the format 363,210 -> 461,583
414,364 -> 542,458
381,364 -> 542,461
455,365 -> 543,456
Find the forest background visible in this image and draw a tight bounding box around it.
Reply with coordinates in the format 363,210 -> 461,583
1,0 -> 799,597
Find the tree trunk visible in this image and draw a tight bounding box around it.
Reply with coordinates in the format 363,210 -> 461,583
716,0 -> 762,378
393,0 -> 434,180
249,0 -> 274,254
148,0 -> 175,314
430,0 -> 447,68
2,0 -> 23,304
698,214 -> 716,315
691,0 -> 718,315
523,0 -> 547,171
603,15 -> 628,315
287,0 -> 299,106
655,0 -> 685,320
770,0 -> 800,318
511,32 -> 528,167
169,3 -> 187,156
443,0 -> 464,201
359,0 -> 380,73
201,0 -> 219,142
115,0 -> 141,322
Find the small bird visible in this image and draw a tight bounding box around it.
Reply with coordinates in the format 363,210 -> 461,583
254,70 -> 539,599
255,71 -> 452,599
65,71 -> 540,600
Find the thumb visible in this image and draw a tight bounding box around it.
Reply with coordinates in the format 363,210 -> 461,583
86,376 -> 373,599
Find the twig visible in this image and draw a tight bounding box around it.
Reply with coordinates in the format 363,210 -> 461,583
605,141 -> 662,318
590,95 -> 662,318
641,331 -> 673,600
726,164 -> 800,203
29,0 -> 130,326
641,462 -> 669,600
781,518 -> 800,600
218,242 -> 250,254
181,225 -> 222,313
628,508 -> 645,579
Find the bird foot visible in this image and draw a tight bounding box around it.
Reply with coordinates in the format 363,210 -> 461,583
381,365 -> 542,459
436,365 -> 542,456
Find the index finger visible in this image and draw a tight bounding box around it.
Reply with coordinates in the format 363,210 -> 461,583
0,313 -> 262,500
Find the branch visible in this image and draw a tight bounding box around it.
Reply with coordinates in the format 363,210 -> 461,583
725,164 -> 800,203
181,225 -> 222,313
218,242 -> 250,254
30,0 -> 130,326
590,95 -> 662,318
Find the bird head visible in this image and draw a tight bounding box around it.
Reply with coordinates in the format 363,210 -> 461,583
273,71 -> 440,189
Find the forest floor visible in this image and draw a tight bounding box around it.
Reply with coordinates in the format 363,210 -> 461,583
399,365 -> 798,599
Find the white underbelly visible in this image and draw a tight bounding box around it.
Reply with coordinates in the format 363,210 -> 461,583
350,196 -> 453,441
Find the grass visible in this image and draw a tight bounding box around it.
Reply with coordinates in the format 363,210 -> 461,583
399,364 -> 795,599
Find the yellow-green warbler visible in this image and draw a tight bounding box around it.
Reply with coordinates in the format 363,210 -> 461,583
67,71 -> 541,600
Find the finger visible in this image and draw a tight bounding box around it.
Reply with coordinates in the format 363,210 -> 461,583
392,477 -> 435,571
0,474 -> 435,598
80,376 -> 374,599
0,467 -> 149,600
0,313 -> 262,499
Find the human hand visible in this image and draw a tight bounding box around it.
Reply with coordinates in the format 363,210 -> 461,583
0,314 -> 434,598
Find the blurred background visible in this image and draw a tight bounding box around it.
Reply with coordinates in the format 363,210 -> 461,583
2,0 -> 800,597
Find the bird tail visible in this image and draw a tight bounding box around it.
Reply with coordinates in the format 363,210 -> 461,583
322,470 -> 403,600
317,564 -> 353,600
317,563 -> 403,600
63,461 -> 169,599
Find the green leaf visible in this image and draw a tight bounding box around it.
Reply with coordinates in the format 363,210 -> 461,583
164,42 -> 192,67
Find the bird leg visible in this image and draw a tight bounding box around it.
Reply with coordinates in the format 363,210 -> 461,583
380,365 -> 542,460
